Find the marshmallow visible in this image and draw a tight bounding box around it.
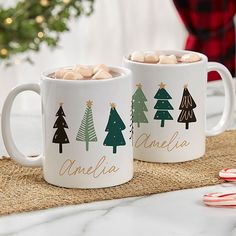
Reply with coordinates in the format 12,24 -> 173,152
63,71 -> 83,80
55,69 -> 69,79
74,65 -> 93,77
93,64 -> 109,74
158,55 -> 177,64
144,52 -> 159,63
130,51 -> 145,62
92,69 -> 112,80
180,53 -> 201,63
74,72 -> 84,80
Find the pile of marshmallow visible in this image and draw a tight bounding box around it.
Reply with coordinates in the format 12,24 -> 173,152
130,51 -> 201,64
53,64 -> 112,80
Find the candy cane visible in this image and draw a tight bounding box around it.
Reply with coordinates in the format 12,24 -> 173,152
219,168 -> 236,182
203,193 -> 236,207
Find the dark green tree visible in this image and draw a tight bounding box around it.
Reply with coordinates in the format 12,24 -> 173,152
103,103 -> 126,154
177,85 -> 197,129
76,100 -> 97,151
52,103 -> 69,154
132,83 -> 148,127
154,82 -> 173,127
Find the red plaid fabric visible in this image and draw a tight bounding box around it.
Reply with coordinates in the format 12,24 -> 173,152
173,0 -> 236,81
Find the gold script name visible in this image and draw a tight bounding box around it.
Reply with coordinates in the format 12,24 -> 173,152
135,131 -> 190,152
59,156 -> 119,178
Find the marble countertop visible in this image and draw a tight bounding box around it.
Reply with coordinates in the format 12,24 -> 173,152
0,80 -> 236,236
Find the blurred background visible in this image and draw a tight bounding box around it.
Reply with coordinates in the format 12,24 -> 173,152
0,0 -> 235,115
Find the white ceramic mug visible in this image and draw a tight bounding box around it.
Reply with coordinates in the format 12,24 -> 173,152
123,50 -> 235,163
1,66 -> 133,188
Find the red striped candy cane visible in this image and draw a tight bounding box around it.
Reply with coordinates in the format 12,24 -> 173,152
219,168 -> 236,182
203,193 -> 236,207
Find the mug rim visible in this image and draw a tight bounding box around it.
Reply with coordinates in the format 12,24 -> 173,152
41,65 -> 132,83
123,49 -> 208,67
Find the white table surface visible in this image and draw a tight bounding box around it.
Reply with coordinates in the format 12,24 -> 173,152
0,81 -> 236,236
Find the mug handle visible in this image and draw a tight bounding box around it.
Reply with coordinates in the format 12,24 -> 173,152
206,62 -> 235,136
1,83 -> 43,167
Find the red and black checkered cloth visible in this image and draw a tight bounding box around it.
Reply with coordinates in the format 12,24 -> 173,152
173,0 -> 236,81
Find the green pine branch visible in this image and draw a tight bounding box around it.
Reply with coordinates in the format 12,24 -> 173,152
0,0 -> 95,64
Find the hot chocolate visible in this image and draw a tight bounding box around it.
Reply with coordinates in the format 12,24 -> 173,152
49,64 -> 121,80
129,50 -> 202,64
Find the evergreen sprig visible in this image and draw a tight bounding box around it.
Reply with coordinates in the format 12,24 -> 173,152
0,0 -> 95,63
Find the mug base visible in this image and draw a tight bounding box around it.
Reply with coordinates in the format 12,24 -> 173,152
134,153 -> 204,163
44,173 -> 134,189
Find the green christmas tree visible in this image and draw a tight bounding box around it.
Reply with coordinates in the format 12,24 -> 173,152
76,100 -> 97,151
177,85 -> 197,129
103,103 -> 126,154
154,82 -> 173,127
52,103 -> 69,154
132,83 -> 148,127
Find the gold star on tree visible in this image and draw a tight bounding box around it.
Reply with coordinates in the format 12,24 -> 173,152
110,102 -> 116,109
136,83 -> 142,88
59,102 -> 64,106
159,82 -> 166,89
184,84 -> 188,89
86,100 -> 93,108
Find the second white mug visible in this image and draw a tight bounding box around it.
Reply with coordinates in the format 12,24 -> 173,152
124,50 -> 235,163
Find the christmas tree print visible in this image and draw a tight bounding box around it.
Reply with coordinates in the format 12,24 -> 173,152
103,103 -> 126,154
177,84 -> 197,129
132,83 -> 148,128
52,103 -> 70,154
76,100 -> 97,151
153,82 -> 173,127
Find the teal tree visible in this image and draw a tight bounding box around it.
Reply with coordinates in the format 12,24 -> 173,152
76,100 -> 97,151
103,103 -> 126,154
52,103 -> 69,154
177,85 -> 197,129
154,82 -> 173,127
132,83 -> 148,127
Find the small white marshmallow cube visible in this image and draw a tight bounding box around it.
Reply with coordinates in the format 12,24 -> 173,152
158,55 -> 177,64
144,52 -> 159,63
93,64 -> 109,74
74,65 -> 93,77
55,69 -> 69,79
180,53 -> 201,63
92,69 -> 112,80
130,51 -> 145,62
63,71 -> 83,80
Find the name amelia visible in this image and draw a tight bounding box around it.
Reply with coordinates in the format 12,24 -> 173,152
59,156 -> 119,178
135,131 -> 190,151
